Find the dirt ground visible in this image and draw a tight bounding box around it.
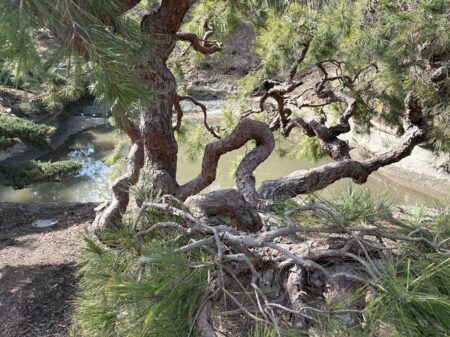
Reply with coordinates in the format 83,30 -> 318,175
0,202 -> 98,337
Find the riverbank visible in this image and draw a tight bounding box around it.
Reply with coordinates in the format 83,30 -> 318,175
0,94 -> 108,164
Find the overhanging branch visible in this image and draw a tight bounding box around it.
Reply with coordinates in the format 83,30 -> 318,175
259,92 -> 427,200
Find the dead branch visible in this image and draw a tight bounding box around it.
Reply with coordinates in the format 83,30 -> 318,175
196,299 -> 217,337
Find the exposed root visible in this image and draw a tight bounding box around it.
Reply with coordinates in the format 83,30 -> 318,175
132,199 -> 449,336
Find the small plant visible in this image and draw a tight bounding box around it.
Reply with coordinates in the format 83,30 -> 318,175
327,184 -> 393,225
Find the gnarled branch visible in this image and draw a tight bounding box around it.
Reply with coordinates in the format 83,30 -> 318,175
259,92 -> 427,200
176,30 -> 222,55
174,95 -> 221,139
177,119 -> 275,205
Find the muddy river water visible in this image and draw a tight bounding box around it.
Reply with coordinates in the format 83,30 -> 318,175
0,124 -> 444,207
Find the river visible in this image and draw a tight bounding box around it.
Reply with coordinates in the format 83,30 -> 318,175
0,124 -> 443,206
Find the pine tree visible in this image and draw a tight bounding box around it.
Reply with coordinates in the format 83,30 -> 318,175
2,1 -> 449,335
0,114 -> 81,189
1,0 -> 448,227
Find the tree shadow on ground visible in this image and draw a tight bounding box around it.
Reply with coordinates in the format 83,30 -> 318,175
0,263 -> 77,337
0,202 -> 98,248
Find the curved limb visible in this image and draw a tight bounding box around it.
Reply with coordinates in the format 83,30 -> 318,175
177,119 -> 275,205
176,24 -> 223,55
93,137 -> 144,234
176,95 -> 221,139
259,93 -> 426,200
173,96 -> 184,132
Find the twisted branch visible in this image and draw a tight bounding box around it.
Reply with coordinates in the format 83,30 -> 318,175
259,92 -> 427,200
177,119 -> 275,205
176,21 -> 223,55
174,95 -> 221,139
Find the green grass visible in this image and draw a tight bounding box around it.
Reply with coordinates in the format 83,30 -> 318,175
327,184 -> 393,225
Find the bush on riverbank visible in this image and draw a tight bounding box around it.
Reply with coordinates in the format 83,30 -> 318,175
0,159 -> 81,189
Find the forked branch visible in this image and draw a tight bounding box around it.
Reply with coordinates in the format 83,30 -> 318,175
258,92 -> 427,200
177,119 -> 275,204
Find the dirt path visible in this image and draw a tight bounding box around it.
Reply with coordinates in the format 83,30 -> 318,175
0,202 -> 98,337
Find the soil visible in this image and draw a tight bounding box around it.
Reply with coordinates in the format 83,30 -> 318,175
0,202 -> 98,337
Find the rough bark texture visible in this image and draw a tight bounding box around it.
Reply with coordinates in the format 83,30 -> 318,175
186,189 -> 263,233
137,1 -> 190,195
93,0 -> 192,230
92,1 -> 428,235
177,119 -> 275,204
93,138 -> 144,233
259,93 -> 426,200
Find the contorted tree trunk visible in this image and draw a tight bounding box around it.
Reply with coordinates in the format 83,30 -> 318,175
94,0 -> 428,235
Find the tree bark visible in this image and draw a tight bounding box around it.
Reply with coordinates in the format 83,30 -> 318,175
259,93 -> 426,200
137,0 -> 193,195
177,119 -> 275,204
93,138 -> 144,233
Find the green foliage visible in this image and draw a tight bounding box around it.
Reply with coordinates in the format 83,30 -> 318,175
219,102 -> 240,136
0,0 -> 153,131
12,99 -> 48,117
72,220 -> 210,337
293,136 -> 327,162
256,3 -> 316,74
365,255 -> 450,337
0,159 -> 81,189
0,136 -> 17,150
238,69 -> 266,97
328,184 -> 393,225
309,0 -> 450,151
248,251 -> 450,337
103,135 -> 129,165
182,123 -> 213,162
0,115 -> 54,149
